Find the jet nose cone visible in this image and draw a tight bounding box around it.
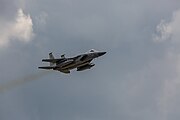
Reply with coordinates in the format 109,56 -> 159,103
98,52 -> 106,56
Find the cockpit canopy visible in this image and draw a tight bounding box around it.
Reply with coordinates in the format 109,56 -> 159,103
89,49 -> 97,53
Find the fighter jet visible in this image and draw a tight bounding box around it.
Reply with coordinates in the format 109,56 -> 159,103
38,49 -> 106,74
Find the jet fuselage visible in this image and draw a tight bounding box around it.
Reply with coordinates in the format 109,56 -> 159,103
38,49 -> 106,74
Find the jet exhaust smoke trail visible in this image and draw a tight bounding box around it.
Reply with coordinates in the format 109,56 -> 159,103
0,71 -> 51,93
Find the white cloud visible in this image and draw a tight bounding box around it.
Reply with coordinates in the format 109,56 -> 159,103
153,20 -> 172,42
153,9 -> 180,42
0,8 -> 34,47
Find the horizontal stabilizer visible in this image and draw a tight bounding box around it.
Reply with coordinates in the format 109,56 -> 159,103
38,66 -> 55,69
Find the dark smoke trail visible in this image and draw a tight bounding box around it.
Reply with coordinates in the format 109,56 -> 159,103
0,71 -> 51,93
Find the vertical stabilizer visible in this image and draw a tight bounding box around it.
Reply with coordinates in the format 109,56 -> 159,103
49,52 -> 55,66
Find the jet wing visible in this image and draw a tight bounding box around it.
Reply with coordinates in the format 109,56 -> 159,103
42,58 -> 65,63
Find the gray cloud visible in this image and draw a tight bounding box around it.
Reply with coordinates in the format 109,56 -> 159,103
0,0 -> 18,18
153,9 -> 180,120
1,0 -> 180,120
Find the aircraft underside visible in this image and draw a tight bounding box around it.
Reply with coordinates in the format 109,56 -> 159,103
55,60 -> 92,73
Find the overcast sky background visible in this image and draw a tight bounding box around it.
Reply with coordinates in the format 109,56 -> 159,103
1,0 -> 180,120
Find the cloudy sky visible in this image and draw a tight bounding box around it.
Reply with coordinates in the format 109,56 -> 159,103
0,0 -> 180,120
